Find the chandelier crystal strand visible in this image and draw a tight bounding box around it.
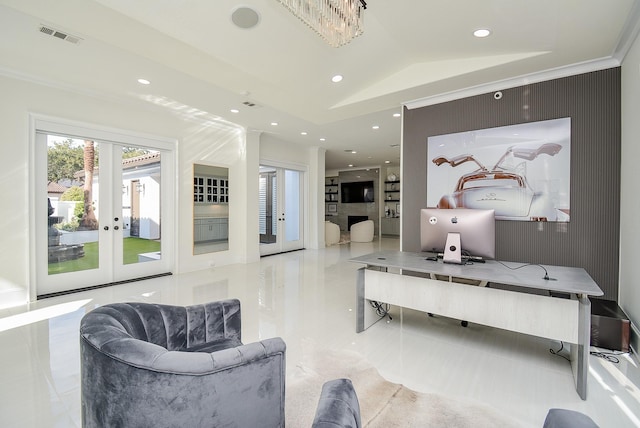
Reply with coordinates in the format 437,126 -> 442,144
276,0 -> 365,47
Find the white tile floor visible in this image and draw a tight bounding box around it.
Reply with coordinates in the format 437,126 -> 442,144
1,237 -> 639,427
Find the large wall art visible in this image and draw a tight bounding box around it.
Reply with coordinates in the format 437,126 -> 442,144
427,118 -> 571,222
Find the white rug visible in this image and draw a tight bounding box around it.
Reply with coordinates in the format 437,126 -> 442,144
338,231 -> 350,245
285,344 -> 522,427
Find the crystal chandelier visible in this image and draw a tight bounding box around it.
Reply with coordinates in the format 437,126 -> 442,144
276,0 -> 367,48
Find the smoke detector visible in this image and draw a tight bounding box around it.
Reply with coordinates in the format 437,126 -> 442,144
39,25 -> 82,44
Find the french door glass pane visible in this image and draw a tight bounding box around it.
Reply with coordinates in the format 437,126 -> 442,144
284,170 -> 300,242
271,176 -> 277,237
121,147 -> 162,265
259,170 -> 277,244
47,136 -> 99,275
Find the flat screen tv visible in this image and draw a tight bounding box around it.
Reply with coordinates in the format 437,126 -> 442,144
420,208 -> 495,263
341,181 -> 374,203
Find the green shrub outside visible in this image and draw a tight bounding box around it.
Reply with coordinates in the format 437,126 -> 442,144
60,186 -> 85,224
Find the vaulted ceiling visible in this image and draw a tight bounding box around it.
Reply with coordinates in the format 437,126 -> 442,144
1,0 -> 638,169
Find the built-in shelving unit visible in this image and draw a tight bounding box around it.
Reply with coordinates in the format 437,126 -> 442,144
382,179 -> 400,235
325,177 -> 338,201
194,175 -> 229,204
384,180 -> 400,202
325,176 -> 339,217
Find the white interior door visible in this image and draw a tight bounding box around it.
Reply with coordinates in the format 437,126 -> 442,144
32,118 -> 174,297
259,165 -> 304,256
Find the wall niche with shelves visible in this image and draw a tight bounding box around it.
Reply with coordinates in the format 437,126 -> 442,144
382,176 -> 400,236
325,176 -> 339,202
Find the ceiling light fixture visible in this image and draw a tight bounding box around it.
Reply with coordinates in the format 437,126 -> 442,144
473,28 -> 491,38
372,125 -> 380,130
332,75 -> 343,83
276,0 -> 367,48
393,113 -> 401,118
230,109 -> 239,113
301,131 -> 308,135
137,78 -> 150,85
231,6 -> 261,29
319,138 -> 326,141
271,122 -> 279,126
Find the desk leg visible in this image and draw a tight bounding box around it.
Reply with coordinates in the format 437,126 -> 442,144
356,267 -> 384,333
571,294 -> 590,400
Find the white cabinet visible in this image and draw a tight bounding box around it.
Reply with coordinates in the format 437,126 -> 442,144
381,217 -> 400,236
194,218 -> 229,242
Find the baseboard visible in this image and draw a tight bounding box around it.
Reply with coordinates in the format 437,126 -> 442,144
37,272 -> 173,300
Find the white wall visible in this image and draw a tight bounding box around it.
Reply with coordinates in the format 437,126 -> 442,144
0,74 -> 261,307
620,30 -> 640,348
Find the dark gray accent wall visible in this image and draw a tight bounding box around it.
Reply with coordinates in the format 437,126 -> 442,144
402,68 -> 621,300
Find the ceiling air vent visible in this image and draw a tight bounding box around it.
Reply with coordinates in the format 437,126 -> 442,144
39,25 -> 82,44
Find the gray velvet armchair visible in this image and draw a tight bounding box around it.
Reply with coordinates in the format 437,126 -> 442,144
80,299 -> 286,428
312,379 -> 361,428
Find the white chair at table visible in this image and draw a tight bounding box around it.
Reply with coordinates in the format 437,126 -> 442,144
350,220 -> 374,243
325,221 -> 340,246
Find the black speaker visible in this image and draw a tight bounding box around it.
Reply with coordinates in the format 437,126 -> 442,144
590,299 -> 630,353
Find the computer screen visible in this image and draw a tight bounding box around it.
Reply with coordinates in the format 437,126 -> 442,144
420,208 -> 495,263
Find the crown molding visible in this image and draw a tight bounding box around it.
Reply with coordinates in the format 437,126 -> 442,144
403,57 -> 621,110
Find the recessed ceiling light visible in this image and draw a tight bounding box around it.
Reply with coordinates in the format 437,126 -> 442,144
372,125 -> 380,130
270,122 -> 278,126
385,160 -> 391,164
230,109 -> 239,113
332,75 -> 343,83
348,164 -> 354,167
351,150 -> 357,154
319,138 -> 326,141
137,78 -> 150,85
301,131 -> 308,135
393,113 -> 401,118
473,28 -> 491,38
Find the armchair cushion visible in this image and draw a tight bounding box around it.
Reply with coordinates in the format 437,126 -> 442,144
80,299 -> 286,428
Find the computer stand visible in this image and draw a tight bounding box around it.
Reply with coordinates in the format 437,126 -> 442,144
443,232 -> 462,264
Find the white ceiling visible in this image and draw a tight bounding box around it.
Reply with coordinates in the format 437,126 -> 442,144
1,0 -> 638,170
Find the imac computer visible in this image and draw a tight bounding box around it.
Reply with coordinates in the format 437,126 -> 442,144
420,208 -> 495,264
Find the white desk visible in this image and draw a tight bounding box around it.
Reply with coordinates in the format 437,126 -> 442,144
350,251 -> 603,400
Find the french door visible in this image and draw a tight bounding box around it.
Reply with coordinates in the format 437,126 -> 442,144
259,165 -> 304,256
32,117 -> 174,297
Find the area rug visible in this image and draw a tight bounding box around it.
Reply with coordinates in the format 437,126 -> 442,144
338,231 -> 351,245
285,343 -> 522,427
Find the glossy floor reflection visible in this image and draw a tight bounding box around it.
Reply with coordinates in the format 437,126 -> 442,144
0,237 -> 638,427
